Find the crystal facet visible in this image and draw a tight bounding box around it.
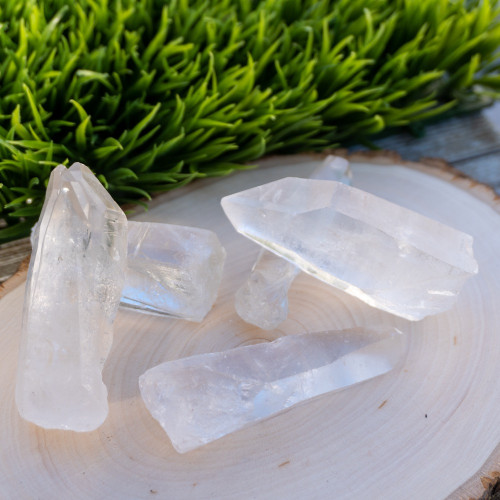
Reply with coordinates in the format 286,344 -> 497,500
122,221 -> 226,321
235,156 -> 352,329
16,163 -> 127,431
222,177 -> 478,320
139,328 -> 406,453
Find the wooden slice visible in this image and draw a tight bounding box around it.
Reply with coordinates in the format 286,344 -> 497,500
1,152 -> 499,499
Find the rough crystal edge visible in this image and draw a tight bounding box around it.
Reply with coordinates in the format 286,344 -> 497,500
139,327 -> 407,453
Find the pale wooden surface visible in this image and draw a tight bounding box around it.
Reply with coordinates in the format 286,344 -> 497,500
1,154 -> 500,499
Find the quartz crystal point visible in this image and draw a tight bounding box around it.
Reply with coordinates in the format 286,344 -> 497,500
16,163 -> 127,431
235,156 -> 352,329
234,250 -> 301,329
222,178 -> 478,320
122,221 -> 226,321
139,328 -> 406,453
308,155 -> 352,183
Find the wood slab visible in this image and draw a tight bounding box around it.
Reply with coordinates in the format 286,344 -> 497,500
1,153 -> 499,499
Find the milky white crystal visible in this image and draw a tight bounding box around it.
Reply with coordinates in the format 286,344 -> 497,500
122,221 -> 226,321
139,328 -> 406,453
222,177 -> 478,320
235,156 -> 352,329
16,163 -> 127,431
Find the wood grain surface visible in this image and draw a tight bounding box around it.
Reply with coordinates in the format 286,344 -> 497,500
363,103 -> 500,174
1,153 -> 499,499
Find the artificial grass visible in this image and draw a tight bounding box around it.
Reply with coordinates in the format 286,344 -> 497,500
0,0 -> 499,242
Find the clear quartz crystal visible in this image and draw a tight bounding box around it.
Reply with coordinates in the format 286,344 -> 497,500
308,155 -> 352,183
235,156 -> 352,329
222,177 -> 478,320
31,218 -> 227,322
139,327 -> 406,453
122,221 -> 226,321
16,163 -> 127,431
234,250 -> 301,329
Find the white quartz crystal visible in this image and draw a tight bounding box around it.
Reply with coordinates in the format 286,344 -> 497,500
122,221 -> 226,321
235,156 -> 351,329
222,177 -> 478,320
16,163 -> 127,431
139,328 -> 406,453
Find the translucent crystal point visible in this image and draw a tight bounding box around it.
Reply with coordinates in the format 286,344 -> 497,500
121,221 -> 226,321
235,156 -> 352,329
222,177 -> 478,320
139,328 -> 406,453
308,155 -> 352,183
16,163 -> 127,431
